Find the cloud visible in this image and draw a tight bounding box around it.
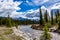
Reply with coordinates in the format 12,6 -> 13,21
10,11 -> 27,18
1,0 -> 60,20
0,0 -> 22,17
24,9 -> 40,20
11,8 -> 40,20
41,0 -> 60,17
48,3 -> 60,9
48,0 -> 60,3
26,0 -> 49,6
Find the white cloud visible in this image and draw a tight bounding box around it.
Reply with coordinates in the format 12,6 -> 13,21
49,3 -> 60,9
10,11 -> 27,18
48,0 -> 60,4
26,9 -> 39,13
11,8 -> 40,20
26,0 -> 49,6
46,2 -> 60,16
0,0 -> 22,17
24,9 -> 40,20
32,0 -> 49,5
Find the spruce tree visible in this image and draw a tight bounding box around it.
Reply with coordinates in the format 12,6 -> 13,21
0,18 -> 2,25
40,9 -> 43,25
51,11 -> 54,25
55,9 -> 60,23
40,24 -> 52,40
40,19 -> 52,40
56,9 -> 60,17
57,9 -> 60,29
6,14 -> 12,27
44,10 -> 48,22
58,16 -> 60,29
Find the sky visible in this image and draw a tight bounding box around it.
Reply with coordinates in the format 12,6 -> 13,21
0,0 -> 60,20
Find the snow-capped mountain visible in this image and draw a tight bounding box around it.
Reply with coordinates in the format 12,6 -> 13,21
16,12 -> 40,21
41,6 -> 47,10
25,12 -> 40,18
15,3 -> 60,21
40,6 -> 48,15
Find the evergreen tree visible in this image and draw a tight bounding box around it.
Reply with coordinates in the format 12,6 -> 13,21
40,9 -> 43,25
44,10 -> 48,22
40,24 -> 52,40
0,18 -> 2,25
6,14 -> 12,27
55,9 -> 60,23
58,16 -> 60,29
56,9 -> 60,17
51,11 -> 54,25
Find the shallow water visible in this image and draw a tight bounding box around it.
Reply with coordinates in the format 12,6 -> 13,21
18,25 -> 60,40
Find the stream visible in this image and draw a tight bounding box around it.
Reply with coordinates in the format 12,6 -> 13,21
18,25 -> 60,40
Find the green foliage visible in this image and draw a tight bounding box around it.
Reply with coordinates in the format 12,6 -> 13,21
6,18 -> 12,27
57,16 -> 60,29
4,15 -> 11,27
46,22 -> 51,28
55,9 -> 60,23
0,17 -> 39,27
40,25 -> 52,40
0,35 -> 4,40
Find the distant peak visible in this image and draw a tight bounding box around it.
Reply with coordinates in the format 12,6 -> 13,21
41,6 -> 47,10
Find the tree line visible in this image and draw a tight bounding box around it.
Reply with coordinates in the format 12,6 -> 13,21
40,9 -> 60,29
0,15 -> 39,27
39,8 -> 60,40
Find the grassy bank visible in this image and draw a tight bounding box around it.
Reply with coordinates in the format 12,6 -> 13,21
0,27 -> 22,40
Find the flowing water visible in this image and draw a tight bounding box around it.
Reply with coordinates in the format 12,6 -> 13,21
18,25 -> 60,40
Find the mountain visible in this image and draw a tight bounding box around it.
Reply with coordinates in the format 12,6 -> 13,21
25,12 -> 39,17
16,17 -> 27,20
14,12 -> 40,21
14,3 -> 60,21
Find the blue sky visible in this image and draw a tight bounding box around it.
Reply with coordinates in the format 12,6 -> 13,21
0,0 -> 60,20
14,0 -> 40,12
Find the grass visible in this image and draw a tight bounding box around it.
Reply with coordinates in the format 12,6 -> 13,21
0,35 -> 4,40
0,27 -> 22,40
0,27 -> 13,35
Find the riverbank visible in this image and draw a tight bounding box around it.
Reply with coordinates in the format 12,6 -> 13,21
0,25 -> 60,40
18,25 -> 60,40
0,26 -> 22,40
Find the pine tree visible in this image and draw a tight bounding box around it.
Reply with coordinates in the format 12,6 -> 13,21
55,9 -> 60,23
44,10 -> 48,22
56,9 -> 60,17
6,14 -> 12,27
0,18 -> 2,25
51,11 -> 54,25
40,9 -> 43,25
57,9 -> 60,29
58,16 -> 60,29
40,24 -> 52,40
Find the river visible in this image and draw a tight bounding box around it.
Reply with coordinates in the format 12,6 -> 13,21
18,25 -> 60,40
